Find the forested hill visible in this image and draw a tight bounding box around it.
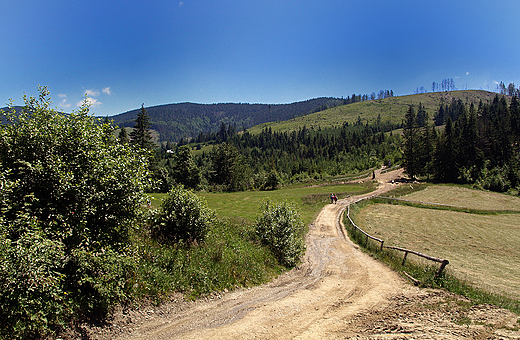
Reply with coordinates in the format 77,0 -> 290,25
110,97 -> 345,142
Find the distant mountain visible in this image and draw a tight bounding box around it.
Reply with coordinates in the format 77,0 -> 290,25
110,98 -> 345,142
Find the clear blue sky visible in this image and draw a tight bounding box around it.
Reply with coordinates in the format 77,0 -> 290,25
2,0 -> 519,116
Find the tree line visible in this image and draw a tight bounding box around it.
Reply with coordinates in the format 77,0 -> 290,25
152,118 -> 402,192
403,94 -> 520,192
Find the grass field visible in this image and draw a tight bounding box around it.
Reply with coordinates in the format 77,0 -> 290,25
401,185 -> 520,212
354,186 -> 520,300
148,180 -> 376,226
202,180 -> 376,225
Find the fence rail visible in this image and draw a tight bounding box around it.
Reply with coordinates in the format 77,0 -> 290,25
345,203 -> 449,277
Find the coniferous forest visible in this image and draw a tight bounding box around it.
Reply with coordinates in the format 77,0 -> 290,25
153,118 -> 402,192
402,94 -> 520,192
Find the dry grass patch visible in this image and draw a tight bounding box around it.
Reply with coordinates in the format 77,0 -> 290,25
401,185 -> 520,212
356,204 -> 520,300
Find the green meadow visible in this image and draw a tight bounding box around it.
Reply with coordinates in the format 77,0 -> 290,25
149,180 -> 376,225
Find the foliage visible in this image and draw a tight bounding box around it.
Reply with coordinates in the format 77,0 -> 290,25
404,94 -> 520,193
170,146 -> 201,189
153,185 -> 215,244
118,126 -> 129,144
0,87 -> 149,337
254,200 -> 306,267
0,219 -> 69,339
132,217 -> 283,300
209,142 -> 250,191
129,104 -> 154,150
263,169 -> 280,190
180,121 -> 402,192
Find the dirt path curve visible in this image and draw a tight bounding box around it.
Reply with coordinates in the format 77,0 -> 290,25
101,168 -> 519,340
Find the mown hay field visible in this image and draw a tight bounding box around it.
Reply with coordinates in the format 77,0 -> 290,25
354,186 -> 520,300
400,185 -> 520,212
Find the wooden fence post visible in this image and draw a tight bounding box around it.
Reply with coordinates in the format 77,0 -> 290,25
436,259 -> 449,277
402,251 -> 408,266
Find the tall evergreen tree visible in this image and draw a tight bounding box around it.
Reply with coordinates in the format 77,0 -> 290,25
510,95 -> 520,141
210,142 -> 249,191
130,104 -> 154,149
434,117 -> 458,182
416,103 -> 427,127
434,104 -> 446,126
418,112 -> 435,177
460,103 -> 480,170
403,105 -> 420,179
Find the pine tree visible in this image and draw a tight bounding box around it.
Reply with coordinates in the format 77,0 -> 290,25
118,126 -> 130,144
130,104 -> 154,149
403,105 -> 420,179
418,112 -> 435,177
510,95 -> 520,142
434,117 -> 458,182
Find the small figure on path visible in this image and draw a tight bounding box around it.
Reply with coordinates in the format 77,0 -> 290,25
330,194 -> 334,204
333,194 -> 337,204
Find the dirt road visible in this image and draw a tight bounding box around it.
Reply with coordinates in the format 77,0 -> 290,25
88,169 -> 519,339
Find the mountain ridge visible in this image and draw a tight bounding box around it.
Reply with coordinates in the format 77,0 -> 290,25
109,97 -> 346,142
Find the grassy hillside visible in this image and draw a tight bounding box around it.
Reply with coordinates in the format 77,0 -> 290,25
353,185 -> 520,300
248,90 -> 500,134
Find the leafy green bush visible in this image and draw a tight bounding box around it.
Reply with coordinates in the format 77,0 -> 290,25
254,200 -> 306,267
0,87 -> 149,337
0,219 -> 70,339
153,185 -> 215,244
477,164 -> 511,192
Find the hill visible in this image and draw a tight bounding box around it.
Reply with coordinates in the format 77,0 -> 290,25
110,97 -> 345,142
248,90 -> 500,134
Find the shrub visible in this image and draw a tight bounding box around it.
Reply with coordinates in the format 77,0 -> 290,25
477,164 -> 511,192
254,200 -> 306,267
154,185 -> 215,244
0,220 -> 69,339
0,87 -> 149,250
0,87 -> 149,337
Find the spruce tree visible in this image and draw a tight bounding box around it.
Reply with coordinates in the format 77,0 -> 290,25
403,105 -> 420,179
434,117 -> 458,182
130,104 -> 154,150
418,112 -> 435,177
118,126 -> 130,144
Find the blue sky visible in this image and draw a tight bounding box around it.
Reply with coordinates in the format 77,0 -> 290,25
1,0 -> 519,116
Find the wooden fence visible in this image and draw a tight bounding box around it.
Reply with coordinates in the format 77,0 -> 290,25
344,202 -> 449,278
